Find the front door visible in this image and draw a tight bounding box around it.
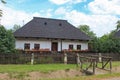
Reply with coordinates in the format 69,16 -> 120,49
51,42 -> 58,51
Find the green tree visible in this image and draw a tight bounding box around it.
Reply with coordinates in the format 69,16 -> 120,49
0,0 -> 6,17
12,24 -> 21,32
6,30 -> 15,52
108,20 -> 120,38
1,0 -> 6,4
78,25 -> 97,52
116,20 -> 120,30
92,20 -> 120,53
89,37 -> 100,52
78,25 -> 96,38
0,25 -> 15,53
93,33 -> 120,53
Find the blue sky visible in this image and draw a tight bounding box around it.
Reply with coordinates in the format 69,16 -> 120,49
1,0 -> 120,37
6,0 -> 92,13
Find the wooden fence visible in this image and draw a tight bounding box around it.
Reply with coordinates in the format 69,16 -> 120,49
0,52 -> 119,64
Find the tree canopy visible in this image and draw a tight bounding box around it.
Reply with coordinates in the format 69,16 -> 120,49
78,22 -> 120,53
12,24 -> 21,32
78,25 -> 96,38
1,0 -> 6,4
0,25 -> 15,53
0,0 -> 6,17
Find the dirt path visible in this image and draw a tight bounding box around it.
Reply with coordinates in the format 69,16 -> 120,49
26,69 -> 82,80
0,69 -> 82,80
101,77 -> 120,80
0,66 -> 120,80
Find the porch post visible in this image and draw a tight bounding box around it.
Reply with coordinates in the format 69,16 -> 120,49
61,40 -> 62,52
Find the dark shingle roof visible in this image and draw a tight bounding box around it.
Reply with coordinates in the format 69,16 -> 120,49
14,17 -> 90,40
114,30 -> 120,38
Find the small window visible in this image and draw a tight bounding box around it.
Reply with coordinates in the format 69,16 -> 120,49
77,45 -> 81,50
69,44 -> 73,50
34,44 -> 40,50
44,22 -> 47,25
24,43 -> 30,50
59,23 -> 62,26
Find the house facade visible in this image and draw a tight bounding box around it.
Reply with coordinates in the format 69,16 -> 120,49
14,17 -> 90,52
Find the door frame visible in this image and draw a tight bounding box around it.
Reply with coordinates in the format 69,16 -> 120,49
51,42 -> 58,52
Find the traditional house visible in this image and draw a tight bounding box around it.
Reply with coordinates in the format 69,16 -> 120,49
14,17 -> 90,52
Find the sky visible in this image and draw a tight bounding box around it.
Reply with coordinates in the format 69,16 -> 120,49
0,0 -> 120,37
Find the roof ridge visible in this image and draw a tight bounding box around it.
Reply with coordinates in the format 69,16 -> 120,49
33,17 -> 67,21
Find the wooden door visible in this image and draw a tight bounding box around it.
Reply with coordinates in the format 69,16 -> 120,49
51,42 -> 58,51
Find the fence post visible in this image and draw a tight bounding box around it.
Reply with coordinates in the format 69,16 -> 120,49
110,58 -> 112,73
76,53 -> 81,67
64,53 -> 67,64
99,53 -> 102,62
93,59 -> 96,74
31,53 -> 34,65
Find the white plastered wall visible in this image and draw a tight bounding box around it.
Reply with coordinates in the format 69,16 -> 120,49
15,39 -> 88,51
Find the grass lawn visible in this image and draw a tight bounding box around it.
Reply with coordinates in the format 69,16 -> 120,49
0,61 -> 120,80
0,64 -> 76,73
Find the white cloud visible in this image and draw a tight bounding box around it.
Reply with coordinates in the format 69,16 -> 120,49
36,9 -> 53,18
32,12 -> 41,17
45,9 -> 53,18
52,0 -> 120,37
49,0 -> 70,5
54,8 -> 119,36
0,4 -> 52,29
49,0 -> 85,5
0,4 -> 32,28
88,0 -> 120,15
72,0 -> 86,4
55,7 -> 67,15
1,0 -> 120,37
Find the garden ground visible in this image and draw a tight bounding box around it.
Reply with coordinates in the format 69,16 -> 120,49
0,62 -> 120,80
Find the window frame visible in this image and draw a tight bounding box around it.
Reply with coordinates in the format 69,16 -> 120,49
77,45 -> 81,50
34,43 -> 40,50
24,43 -> 30,50
69,44 -> 73,50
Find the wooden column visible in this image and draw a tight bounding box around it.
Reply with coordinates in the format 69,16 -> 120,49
61,40 -> 62,52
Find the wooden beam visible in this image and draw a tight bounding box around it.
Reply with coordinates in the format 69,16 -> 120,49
102,59 -> 111,69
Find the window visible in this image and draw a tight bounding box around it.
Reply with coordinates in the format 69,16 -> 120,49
24,43 -> 30,50
34,44 -> 40,50
44,22 -> 47,25
59,23 -> 62,26
77,45 -> 81,50
69,44 -> 73,50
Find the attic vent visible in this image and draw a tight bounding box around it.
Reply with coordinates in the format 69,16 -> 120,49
59,23 -> 62,26
44,22 -> 47,25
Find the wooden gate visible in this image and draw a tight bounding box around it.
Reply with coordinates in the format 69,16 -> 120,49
76,54 -> 112,74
